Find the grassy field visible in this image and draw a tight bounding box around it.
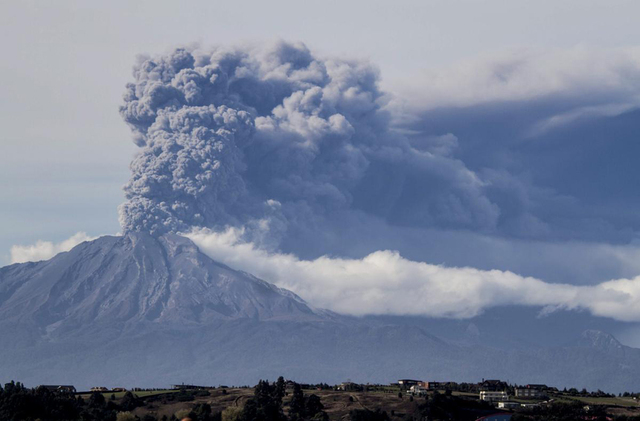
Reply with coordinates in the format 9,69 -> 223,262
557,394 -> 640,408
121,388 -> 422,420
81,387 -> 640,420
78,389 -> 180,400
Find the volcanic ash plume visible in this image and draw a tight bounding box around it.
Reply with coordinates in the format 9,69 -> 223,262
119,42 -> 497,240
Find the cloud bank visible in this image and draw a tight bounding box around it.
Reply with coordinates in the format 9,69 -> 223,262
10,232 -> 96,264
188,227 -> 640,322
391,46 -> 640,111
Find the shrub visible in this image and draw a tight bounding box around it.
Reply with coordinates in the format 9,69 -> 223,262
116,412 -> 137,421
221,406 -> 243,421
175,409 -> 191,419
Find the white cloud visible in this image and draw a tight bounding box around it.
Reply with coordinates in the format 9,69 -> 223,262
526,102 -> 639,137
187,226 -> 640,322
388,46 -> 640,111
10,232 -> 96,264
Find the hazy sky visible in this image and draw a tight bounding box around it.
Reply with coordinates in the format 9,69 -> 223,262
3,0 -> 640,269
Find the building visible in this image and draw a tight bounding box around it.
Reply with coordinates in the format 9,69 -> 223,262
397,379 -> 422,389
408,385 -> 427,396
38,385 -> 76,393
480,391 -> 509,402
480,379 -> 508,391
515,384 -> 547,399
90,387 -> 109,392
425,381 -> 443,390
112,387 -> 127,392
515,388 -> 542,398
497,401 -> 519,410
338,382 -> 358,391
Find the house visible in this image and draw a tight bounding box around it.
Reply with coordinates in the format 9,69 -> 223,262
515,384 -> 548,399
426,381 -> 443,390
37,385 -> 77,393
480,391 -> 509,402
397,379 -> 422,389
90,387 -> 109,392
480,379 -> 508,391
338,382 -> 358,391
112,387 -> 127,392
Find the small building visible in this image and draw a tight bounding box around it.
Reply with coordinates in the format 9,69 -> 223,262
497,401 -> 519,410
90,387 -> 109,392
38,385 -> 77,394
480,391 -> 509,402
112,387 -> 127,392
408,385 -> 427,396
338,382 -> 358,391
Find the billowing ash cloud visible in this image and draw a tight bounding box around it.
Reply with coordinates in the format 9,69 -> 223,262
119,42 -> 497,238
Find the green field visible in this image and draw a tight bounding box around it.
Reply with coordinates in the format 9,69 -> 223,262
78,389 -> 180,400
559,395 -> 640,408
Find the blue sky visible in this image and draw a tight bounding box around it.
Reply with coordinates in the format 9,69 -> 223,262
4,1 -> 640,330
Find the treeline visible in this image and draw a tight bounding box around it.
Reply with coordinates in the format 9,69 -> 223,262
559,387 -> 616,398
0,378 -> 332,421
0,381 -> 145,421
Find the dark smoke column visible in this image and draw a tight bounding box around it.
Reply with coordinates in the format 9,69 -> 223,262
118,49 -> 255,235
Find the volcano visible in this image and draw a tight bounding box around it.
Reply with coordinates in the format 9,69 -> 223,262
2,234 -> 640,392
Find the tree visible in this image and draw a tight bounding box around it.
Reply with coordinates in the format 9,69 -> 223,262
241,380 -> 286,421
121,391 -> 143,411
222,407 -> 243,421
305,394 -> 324,418
89,391 -> 106,408
276,377 -> 286,401
289,383 -> 305,420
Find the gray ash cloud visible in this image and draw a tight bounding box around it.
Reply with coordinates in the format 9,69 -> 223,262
119,42 -> 499,239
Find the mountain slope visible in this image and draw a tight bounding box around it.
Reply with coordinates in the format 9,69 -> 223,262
0,233 -> 326,332
2,234 -> 640,392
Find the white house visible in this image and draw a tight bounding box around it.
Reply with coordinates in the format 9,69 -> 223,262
480,391 -> 509,402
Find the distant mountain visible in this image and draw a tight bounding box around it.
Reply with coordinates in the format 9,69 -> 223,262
1,234 -> 640,392
0,233 -> 327,328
